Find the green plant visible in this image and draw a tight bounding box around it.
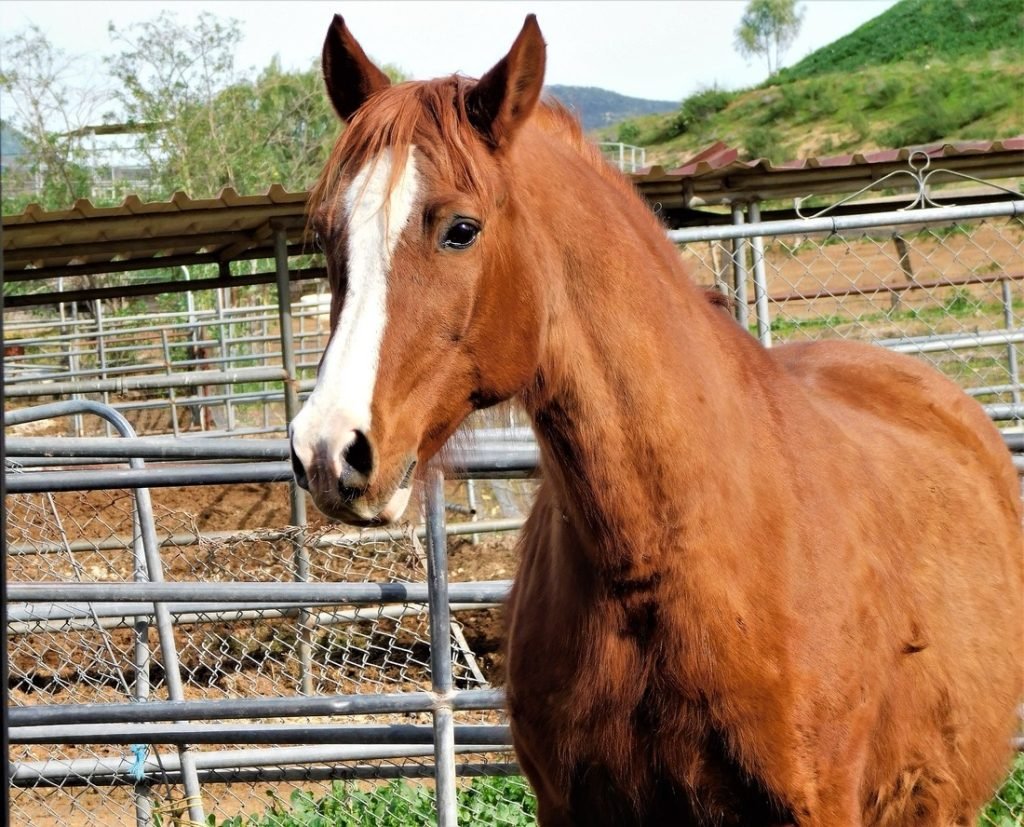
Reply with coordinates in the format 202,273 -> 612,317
201,776 -> 537,826
742,125 -> 786,160
616,120 -> 641,144
669,86 -> 735,137
979,753 -> 1024,826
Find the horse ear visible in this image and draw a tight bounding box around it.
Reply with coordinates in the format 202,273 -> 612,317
322,14 -> 392,122
466,15 -> 546,149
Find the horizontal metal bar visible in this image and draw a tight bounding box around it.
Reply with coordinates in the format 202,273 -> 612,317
667,201 -> 1024,244
4,366 -> 288,398
881,329 -> 1024,354
5,436 -> 292,460
10,760 -> 521,789
10,723 -> 511,747
986,404 -> 1024,421
10,744 -> 513,785
7,601 -> 501,634
4,447 -> 540,491
8,687 -> 506,727
4,461 -> 294,491
5,516 -> 524,556
4,430 -> 538,461
7,580 -> 512,605
4,266 -> 326,309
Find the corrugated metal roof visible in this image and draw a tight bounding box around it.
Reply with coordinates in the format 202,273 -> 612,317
632,137 -> 1024,207
4,138 -> 1022,285
3,184 -> 311,283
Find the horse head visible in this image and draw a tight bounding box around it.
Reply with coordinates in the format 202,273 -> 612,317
290,14 -> 547,525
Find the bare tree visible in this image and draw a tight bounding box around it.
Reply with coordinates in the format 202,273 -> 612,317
735,0 -> 805,77
106,11 -> 244,197
0,26 -> 106,210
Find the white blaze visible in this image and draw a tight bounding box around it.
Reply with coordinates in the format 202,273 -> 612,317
291,147 -> 420,474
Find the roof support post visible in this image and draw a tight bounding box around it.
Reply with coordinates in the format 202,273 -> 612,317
747,200 -> 773,347
730,202 -> 750,331
274,225 -> 313,695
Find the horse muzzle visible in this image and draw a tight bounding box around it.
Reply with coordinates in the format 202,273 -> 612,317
289,429 -> 414,526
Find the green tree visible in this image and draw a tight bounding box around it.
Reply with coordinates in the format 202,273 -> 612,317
106,11 -> 410,199
106,11 -> 245,198
0,26 -> 103,212
735,0 -> 805,77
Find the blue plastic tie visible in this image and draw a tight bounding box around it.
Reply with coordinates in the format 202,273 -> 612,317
129,743 -> 148,782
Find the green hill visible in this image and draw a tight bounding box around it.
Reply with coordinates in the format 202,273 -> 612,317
600,0 -> 1024,167
778,0 -> 1023,82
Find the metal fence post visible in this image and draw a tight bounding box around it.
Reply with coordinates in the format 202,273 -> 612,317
426,466 -> 458,826
1002,278 -> 1021,422
274,226 -> 313,695
730,203 -> 750,331
747,201 -> 773,347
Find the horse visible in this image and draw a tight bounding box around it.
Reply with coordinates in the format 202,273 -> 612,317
288,14 -> 1023,827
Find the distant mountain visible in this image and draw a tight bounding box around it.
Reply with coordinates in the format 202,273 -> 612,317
543,85 -> 678,132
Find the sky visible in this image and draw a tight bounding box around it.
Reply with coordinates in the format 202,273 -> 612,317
1,0 -> 900,107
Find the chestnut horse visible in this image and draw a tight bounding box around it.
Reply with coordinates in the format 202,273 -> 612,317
289,14 -> 1023,827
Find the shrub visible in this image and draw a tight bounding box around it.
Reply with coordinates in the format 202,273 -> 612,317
616,119 -> 641,145
669,86 -> 735,137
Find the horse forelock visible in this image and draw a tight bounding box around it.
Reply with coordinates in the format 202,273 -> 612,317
310,77 -> 498,229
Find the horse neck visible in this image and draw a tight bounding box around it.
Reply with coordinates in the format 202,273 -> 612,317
514,132 -> 768,579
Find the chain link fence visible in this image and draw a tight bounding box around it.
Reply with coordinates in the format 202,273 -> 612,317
677,210 -> 1024,415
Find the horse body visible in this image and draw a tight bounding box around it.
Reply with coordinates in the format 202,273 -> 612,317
495,117 -> 1021,824
292,15 -> 1023,826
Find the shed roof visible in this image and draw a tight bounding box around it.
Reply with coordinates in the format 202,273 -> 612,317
4,138 -> 1022,294
635,137 -> 1024,210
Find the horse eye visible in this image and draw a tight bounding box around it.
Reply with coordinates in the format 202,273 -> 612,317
441,220 -> 480,250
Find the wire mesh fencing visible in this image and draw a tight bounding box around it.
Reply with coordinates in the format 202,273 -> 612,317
678,211 -> 1024,414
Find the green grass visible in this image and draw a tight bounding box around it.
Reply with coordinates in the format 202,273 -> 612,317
594,0 -> 1023,167
193,776 -> 537,827
168,761 -> 1023,826
777,0 -> 1023,82
979,753 -> 1024,826
611,51 -> 1023,168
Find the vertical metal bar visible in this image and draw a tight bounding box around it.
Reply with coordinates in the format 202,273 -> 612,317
183,266 -> 204,431
274,227 -> 313,695
730,203 -> 750,331
426,466 -> 457,826
466,479 -> 479,545
131,461 -> 205,824
161,329 -> 180,438
1002,278 -> 1021,416
216,286 -> 235,431
131,501 -> 153,827
94,299 -> 113,437
747,201 -> 773,347
40,401 -> 206,823
69,302 -> 84,437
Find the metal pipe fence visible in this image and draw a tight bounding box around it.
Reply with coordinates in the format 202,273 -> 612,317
5,401 -> 538,826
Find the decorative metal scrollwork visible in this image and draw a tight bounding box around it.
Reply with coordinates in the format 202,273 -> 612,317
795,150 -> 1023,219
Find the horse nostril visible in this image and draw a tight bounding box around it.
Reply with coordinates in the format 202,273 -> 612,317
343,429 -> 375,479
290,442 -> 309,490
